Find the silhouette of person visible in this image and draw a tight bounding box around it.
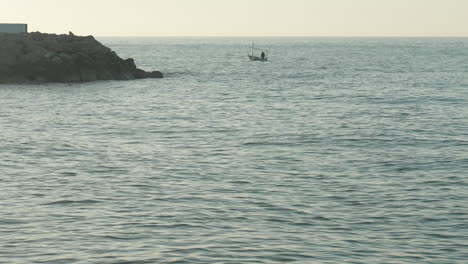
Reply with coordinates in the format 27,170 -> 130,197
261,51 -> 266,59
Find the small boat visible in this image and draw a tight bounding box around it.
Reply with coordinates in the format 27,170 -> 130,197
248,43 -> 268,62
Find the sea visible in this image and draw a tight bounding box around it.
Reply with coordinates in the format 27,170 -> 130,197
1,37 -> 468,264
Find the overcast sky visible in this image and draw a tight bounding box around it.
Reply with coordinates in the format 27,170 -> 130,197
2,0 -> 468,36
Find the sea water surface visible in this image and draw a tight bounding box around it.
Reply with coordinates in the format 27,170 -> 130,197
1,37 -> 468,263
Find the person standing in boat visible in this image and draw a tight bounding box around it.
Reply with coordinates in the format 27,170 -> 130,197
261,51 -> 266,59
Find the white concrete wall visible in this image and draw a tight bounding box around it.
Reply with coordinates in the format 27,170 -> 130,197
0,24 -> 27,33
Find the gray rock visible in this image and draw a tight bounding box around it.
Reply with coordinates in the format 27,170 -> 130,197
148,71 -> 164,78
0,32 -> 163,83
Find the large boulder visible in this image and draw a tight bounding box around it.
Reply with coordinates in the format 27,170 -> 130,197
0,32 -> 163,83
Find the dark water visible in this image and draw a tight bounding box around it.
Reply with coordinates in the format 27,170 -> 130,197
1,37 -> 468,263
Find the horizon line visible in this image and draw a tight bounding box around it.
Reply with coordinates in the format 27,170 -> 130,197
94,35 -> 468,38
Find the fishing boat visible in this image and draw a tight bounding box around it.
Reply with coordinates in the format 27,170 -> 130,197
248,43 -> 268,62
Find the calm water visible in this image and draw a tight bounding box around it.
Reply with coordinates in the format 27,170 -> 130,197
1,37 -> 468,263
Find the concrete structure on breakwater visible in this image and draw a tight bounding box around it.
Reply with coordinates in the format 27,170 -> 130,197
0,23 -> 28,33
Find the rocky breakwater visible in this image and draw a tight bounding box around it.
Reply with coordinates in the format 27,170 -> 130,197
0,32 -> 163,83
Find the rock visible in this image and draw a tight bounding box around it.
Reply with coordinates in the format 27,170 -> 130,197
0,32 -> 163,83
148,71 -> 164,78
135,69 -> 148,79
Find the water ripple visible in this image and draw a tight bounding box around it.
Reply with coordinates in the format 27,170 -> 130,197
1,37 -> 468,264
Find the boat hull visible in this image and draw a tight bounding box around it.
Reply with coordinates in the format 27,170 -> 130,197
248,55 -> 267,62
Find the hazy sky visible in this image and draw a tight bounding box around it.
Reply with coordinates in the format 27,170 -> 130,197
2,0 -> 468,36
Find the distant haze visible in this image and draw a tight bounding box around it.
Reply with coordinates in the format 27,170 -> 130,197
3,0 -> 468,36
